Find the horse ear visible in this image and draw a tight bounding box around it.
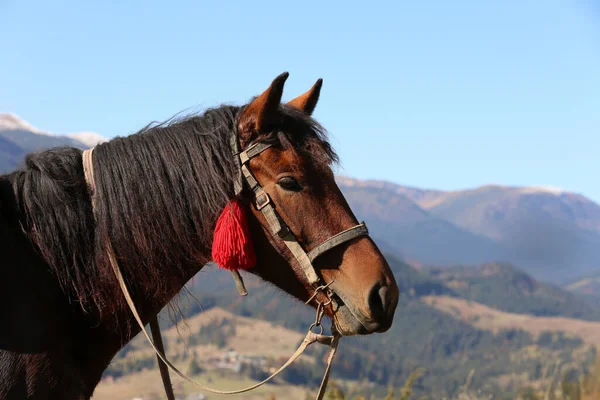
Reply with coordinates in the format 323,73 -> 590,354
288,79 -> 323,116
239,72 -> 289,136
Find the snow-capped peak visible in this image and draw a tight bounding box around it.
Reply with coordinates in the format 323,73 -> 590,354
517,186 -> 566,196
0,112 -> 106,147
67,132 -> 106,147
0,113 -> 43,133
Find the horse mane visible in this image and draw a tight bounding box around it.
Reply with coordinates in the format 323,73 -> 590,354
6,103 -> 338,326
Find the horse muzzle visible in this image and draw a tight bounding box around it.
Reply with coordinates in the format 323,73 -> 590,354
331,281 -> 399,336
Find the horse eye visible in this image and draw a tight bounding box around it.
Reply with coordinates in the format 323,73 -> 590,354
277,177 -> 303,192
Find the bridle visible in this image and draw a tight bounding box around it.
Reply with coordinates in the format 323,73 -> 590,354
81,118 -> 372,400
228,124 -> 370,313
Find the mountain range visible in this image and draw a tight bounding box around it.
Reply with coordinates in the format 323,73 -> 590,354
2,112 -> 599,284
337,177 -> 600,284
0,113 -> 105,172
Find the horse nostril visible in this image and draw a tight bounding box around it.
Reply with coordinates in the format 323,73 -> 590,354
368,284 -> 388,320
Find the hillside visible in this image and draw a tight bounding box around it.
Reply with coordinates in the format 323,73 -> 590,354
108,256 -> 598,399
422,295 -> 600,347
95,308 -> 311,400
337,177 -> 600,283
423,186 -> 600,280
426,262 -> 600,321
418,185 -> 600,239
339,183 -> 507,266
567,270 -> 600,296
0,135 -> 24,172
99,286 -> 597,399
564,271 -> 600,313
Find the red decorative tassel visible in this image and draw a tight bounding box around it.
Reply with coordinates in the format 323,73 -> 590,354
212,199 -> 256,271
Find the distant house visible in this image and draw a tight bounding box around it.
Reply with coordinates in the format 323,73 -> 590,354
207,348 -> 267,373
185,394 -> 207,400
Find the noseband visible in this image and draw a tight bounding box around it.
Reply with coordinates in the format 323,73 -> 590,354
81,120 -> 372,400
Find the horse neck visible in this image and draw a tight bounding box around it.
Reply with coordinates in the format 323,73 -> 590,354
73,252 -> 209,396
89,117 -> 236,327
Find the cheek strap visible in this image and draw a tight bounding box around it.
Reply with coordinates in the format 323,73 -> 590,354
233,140 -> 370,293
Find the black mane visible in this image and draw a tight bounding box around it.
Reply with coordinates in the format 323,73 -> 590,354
4,103 -> 337,323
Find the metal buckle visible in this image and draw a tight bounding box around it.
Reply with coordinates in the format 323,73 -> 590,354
305,281 -> 335,305
255,191 -> 271,210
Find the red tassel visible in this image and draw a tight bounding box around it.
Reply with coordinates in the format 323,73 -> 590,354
212,199 -> 256,271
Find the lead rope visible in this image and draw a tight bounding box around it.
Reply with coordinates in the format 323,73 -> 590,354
82,148 -> 340,399
105,243 -> 339,397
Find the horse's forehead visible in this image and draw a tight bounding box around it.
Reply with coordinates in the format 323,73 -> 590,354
258,145 -> 326,177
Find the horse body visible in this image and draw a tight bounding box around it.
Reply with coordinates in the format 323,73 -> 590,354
0,74 -> 399,399
0,148 -> 207,399
1,161 -> 107,399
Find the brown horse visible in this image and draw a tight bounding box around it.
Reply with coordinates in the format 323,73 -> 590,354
0,73 -> 399,399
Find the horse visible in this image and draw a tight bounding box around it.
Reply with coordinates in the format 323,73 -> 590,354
0,72 -> 399,400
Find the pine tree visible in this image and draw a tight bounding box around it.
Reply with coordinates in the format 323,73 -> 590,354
187,352 -> 203,375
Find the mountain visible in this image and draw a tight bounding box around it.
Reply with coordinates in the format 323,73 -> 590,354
567,272 -> 600,296
406,184 -> 600,237
0,113 -> 105,171
422,185 -> 600,276
0,135 -> 24,172
337,177 -> 600,283
338,179 -> 507,266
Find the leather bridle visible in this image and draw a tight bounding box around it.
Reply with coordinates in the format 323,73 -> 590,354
81,120 -> 372,400
228,127 -> 370,311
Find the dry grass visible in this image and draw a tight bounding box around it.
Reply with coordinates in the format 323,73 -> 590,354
162,307 -> 306,359
93,307 -> 311,400
122,307 -> 307,361
422,296 -> 600,346
93,368 -> 308,400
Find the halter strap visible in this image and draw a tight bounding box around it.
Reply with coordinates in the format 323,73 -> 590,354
235,137 -> 370,291
308,222 -> 369,263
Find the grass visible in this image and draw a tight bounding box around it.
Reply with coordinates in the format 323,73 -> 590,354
301,355 -> 600,400
94,307 -> 314,400
94,303 -> 600,399
93,368 -> 308,400
422,296 -> 600,346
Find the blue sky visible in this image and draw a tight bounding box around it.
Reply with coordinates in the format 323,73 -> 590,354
2,1 -> 599,201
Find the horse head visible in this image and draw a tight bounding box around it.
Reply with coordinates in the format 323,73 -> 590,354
235,73 -> 399,336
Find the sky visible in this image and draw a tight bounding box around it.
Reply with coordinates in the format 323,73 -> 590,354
1,0 -> 599,202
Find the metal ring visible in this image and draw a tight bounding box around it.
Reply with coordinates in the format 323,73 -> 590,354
321,298 -> 332,308
309,323 -> 324,335
305,280 -> 335,305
